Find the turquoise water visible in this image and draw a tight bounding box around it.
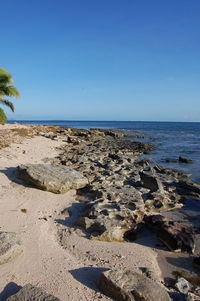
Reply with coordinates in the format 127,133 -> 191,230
8,120 -> 200,182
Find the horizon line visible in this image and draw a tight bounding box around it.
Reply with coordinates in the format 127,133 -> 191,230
7,119 -> 200,124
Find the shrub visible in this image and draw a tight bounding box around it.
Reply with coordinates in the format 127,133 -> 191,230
0,108 -> 7,125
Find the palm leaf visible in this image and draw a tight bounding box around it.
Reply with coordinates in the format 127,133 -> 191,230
0,85 -> 20,98
0,69 -> 12,84
0,99 -> 15,112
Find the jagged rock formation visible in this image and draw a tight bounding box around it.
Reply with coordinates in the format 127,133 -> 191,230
47,128 -> 200,244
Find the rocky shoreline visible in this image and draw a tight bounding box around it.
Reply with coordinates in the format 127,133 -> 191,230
45,127 -> 199,244
1,124 -> 200,300
48,126 -> 200,300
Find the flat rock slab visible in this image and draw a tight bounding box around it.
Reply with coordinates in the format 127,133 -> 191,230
6,284 -> 60,300
18,164 -> 88,194
98,269 -> 170,301
0,232 -> 22,265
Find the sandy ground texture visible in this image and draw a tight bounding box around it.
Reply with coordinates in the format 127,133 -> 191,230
0,124 -> 162,301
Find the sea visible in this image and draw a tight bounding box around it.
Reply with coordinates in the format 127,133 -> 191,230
8,120 -> 200,183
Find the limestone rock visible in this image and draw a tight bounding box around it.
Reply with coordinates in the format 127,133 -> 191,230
0,232 -> 22,265
139,171 -> 163,192
79,198 -> 145,242
51,127 -> 200,242
145,215 -> 195,253
98,269 -> 170,301
6,284 -> 60,300
18,164 -> 88,194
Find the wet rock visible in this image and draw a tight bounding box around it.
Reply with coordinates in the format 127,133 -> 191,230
6,284 -> 60,300
179,156 -> 193,164
145,215 -> 195,253
0,232 -> 22,265
18,164 -> 88,194
178,180 -> 200,197
98,269 -> 170,301
175,277 -> 192,294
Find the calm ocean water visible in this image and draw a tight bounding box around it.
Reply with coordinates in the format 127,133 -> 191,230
9,120 -> 200,183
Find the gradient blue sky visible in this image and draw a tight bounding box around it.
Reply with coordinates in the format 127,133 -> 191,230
1,0 -> 200,121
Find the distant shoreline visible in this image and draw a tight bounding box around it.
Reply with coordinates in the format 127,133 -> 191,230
7,119 -> 200,124
6,120 -> 200,183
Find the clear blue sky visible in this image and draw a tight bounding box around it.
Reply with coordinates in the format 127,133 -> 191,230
1,0 -> 200,121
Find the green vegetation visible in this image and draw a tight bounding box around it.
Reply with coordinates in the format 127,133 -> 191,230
0,68 -> 20,124
0,108 -> 7,125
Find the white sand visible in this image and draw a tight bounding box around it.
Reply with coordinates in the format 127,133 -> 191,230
0,125 -> 161,301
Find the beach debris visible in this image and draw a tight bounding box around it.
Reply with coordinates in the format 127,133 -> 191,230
6,284 -> 60,301
0,232 -> 22,265
145,214 -> 195,253
98,269 -> 171,301
17,164 -> 88,194
21,208 -> 27,213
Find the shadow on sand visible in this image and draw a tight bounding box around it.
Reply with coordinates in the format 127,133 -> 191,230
0,167 -> 29,187
69,267 -> 108,292
0,282 -> 22,301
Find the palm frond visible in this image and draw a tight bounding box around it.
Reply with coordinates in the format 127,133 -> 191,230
0,99 -> 15,112
0,69 -> 12,84
0,85 -> 20,98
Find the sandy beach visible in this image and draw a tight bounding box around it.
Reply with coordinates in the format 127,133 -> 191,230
1,1 -> 200,299
0,124 -> 162,301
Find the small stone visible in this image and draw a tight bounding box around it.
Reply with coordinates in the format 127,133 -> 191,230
21,208 -> 27,213
186,292 -> 200,301
175,277 -> 192,294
